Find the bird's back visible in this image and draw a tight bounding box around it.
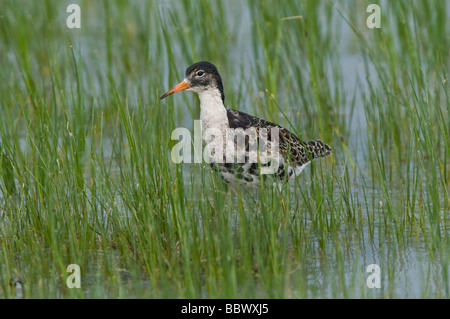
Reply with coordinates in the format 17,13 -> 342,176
226,109 -> 331,163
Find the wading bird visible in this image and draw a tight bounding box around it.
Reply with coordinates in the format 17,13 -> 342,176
160,61 -> 331,188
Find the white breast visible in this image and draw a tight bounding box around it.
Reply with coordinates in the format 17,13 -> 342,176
197,88 -> 233,163
198,88 -> 228,132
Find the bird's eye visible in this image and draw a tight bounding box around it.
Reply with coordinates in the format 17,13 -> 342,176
196,70 -> 204,77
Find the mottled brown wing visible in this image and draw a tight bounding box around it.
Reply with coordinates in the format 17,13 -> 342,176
226,109 -> 331,165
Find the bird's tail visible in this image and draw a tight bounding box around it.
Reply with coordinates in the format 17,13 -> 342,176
306,140 -> 332,159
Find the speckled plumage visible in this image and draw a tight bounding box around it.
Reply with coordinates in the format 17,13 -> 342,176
209,109 -> 331,187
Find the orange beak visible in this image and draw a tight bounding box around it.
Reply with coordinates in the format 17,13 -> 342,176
160,80 -> 191,99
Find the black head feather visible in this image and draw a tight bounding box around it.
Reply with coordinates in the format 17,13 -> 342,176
185,61 -> 225,103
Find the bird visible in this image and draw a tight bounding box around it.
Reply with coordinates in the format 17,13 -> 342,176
160,61 -> 331,188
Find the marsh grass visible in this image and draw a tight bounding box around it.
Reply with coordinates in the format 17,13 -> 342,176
0,0 -> 449,298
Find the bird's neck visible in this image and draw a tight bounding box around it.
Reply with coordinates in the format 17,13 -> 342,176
198,88 -> 228,133
198,88 -> 233,163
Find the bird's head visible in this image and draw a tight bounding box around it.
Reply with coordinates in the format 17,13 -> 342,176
160,61 -> 224,102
